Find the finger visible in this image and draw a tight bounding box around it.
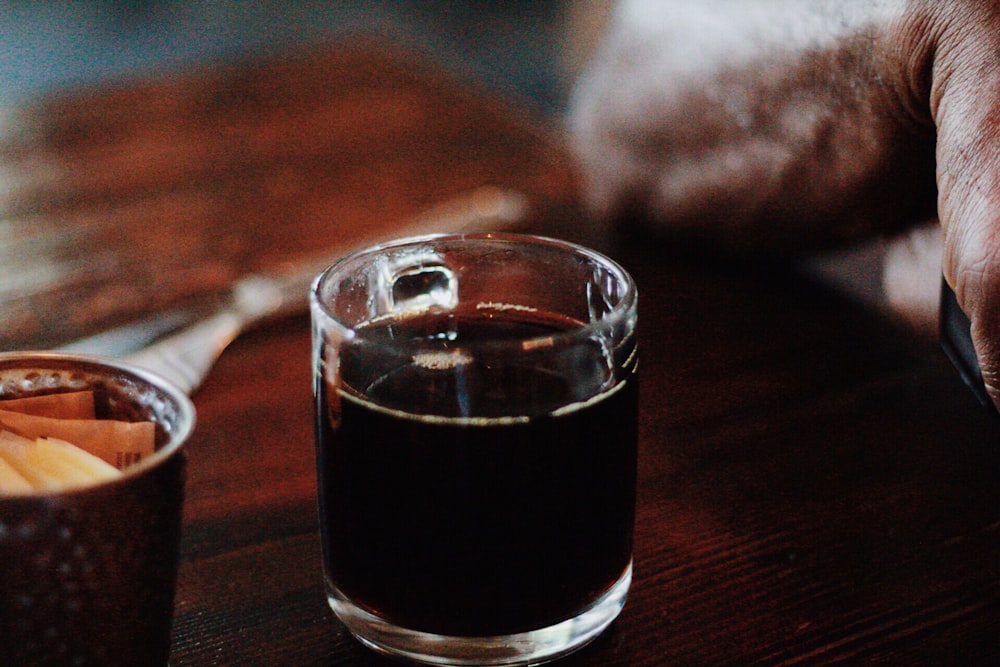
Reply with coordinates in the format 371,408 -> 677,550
934,17 -> 1000,409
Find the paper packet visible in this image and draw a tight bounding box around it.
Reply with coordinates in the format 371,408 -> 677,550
0,392 -> 155,468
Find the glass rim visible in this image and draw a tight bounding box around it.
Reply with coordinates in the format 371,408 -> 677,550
310,232 -> 637,351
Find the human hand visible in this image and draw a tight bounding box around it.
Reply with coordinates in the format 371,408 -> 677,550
567,0 -> 1000,409
926,3 -> 1000,410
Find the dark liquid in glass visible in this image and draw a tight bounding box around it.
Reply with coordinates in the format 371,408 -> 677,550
316,310 -> 637,637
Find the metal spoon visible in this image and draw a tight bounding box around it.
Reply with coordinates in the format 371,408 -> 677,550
61,187 -> 528,394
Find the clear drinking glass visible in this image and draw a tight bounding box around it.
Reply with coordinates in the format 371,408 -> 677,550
310,233 -> 638,665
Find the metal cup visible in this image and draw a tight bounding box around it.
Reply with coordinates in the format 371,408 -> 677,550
0,352 -> 196,666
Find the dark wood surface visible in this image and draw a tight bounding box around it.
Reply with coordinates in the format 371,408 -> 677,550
1,40 -> 997,665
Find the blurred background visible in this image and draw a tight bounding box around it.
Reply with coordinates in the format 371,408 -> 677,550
0,0 -> 613,117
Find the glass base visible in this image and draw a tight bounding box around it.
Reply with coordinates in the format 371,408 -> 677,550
327,562 -> 632,666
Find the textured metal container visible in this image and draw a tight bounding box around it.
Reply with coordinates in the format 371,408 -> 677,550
0,353 -> 196,666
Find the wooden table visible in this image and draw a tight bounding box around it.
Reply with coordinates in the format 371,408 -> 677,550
1,40 -> 997,665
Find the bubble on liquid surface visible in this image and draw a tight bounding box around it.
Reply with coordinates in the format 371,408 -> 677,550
412,351 -> 472,371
